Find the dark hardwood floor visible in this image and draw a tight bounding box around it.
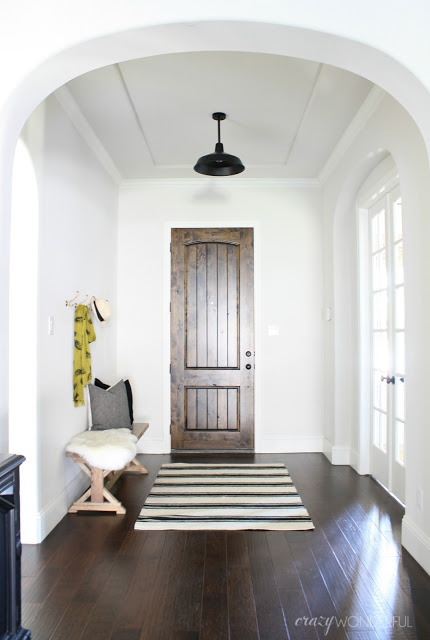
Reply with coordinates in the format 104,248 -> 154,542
21,453 -> 430,639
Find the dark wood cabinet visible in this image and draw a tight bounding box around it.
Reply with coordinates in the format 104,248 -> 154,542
0,454 -> 31,640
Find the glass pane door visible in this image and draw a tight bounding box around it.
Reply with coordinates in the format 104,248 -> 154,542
369,185 -> 405,503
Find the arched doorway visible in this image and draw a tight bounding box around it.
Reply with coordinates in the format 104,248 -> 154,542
1,18 -> 430,571
2,20 -> 430,451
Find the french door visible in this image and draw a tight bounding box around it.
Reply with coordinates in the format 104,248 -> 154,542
369,185 -> 405,503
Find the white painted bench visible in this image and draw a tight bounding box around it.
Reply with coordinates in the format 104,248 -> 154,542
66,423 -> 149,514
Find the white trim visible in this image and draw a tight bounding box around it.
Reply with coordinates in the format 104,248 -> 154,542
21,470 -> 88,544
121,178 -> 321,190
116,63 -> 156,168
260,435 -> 324,454
136,435 -> 170,454
20,510 -> 42,546
318,85 -> 387,184
163,221 -> 261,452
323,439 -> 352,465
284,64 -> 323,166
357,203 -> 371,475
54,86 -> 122,184
402,516 -> 430,576
349,447 -> 359,472
357,164 -> 399,209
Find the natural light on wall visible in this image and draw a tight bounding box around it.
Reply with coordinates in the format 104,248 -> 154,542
9,138 -> 39,543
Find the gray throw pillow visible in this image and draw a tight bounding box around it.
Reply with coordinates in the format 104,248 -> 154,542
88,380 -> 132,430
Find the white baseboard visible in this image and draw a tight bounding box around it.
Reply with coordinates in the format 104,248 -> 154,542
137,434 -> 324,454
350,448 -> 370,475
402,515 -> 430,576
349,448 -> 359,470
137,435 -> 170,454
21,470 -> 89,544
20,511 -> 43,545
257,435 -> 324,453
323,439 -> 352,465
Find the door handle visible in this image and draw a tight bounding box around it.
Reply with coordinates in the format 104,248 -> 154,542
381,375 -> 395,384
245,364 -> 252,370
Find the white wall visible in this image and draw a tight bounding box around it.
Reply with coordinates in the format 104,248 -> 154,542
117,181 -> 324,454
323,93 -> 430,574
14,93 -> 118,542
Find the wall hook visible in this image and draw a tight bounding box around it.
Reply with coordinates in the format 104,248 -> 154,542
66,291 -> 90,308
65,291 -> 79,307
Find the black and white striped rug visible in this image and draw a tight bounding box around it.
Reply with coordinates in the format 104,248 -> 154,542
134,463 -> 314,531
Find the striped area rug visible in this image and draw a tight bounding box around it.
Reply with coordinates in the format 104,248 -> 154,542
134,463 -> 314,531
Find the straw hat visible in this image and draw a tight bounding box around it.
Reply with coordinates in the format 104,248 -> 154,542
90,297 -> 111,323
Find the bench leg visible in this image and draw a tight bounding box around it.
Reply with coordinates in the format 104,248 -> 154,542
91,467 -> 104,502
68,462 -> 126,514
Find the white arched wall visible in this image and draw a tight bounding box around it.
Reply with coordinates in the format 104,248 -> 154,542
9,138 -> 39,542
16,93 -> 119,543
326,94 -> 430,574
0,10 -> 429,564
2,16 -> 430,452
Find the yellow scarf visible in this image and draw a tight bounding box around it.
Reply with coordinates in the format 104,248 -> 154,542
73,304 -> 96,407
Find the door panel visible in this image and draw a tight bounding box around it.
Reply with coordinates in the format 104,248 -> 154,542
185,241 -> 239,368
171,228 -> 254,451
185,387 -> 239,431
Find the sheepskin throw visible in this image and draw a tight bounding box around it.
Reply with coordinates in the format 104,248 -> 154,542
66,428 -> 137,470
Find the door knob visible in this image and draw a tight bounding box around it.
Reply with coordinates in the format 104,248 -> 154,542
246,351 -> 252,357
381,375 -> 395,384
245,364 -> 252,370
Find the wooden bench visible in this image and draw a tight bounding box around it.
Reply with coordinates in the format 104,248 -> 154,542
67,423 -> 149,514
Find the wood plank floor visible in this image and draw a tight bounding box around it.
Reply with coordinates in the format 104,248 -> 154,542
21,453 -> 430,639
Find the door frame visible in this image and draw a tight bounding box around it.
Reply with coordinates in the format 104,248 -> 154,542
163,220 -> 261,452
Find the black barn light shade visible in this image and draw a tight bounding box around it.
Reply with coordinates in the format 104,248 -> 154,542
194,112 -> 245,176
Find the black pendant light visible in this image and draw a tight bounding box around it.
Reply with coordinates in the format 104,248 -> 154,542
194,112 -> 245,176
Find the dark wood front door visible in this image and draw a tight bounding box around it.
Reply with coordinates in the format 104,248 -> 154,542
171,228 -> 254,451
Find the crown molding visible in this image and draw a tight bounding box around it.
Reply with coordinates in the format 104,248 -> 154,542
318,85 -> 387,185
54,86 -> 122,185
120,177 -> 321,189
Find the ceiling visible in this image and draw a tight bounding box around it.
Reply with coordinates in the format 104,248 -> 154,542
64,51 -> 374,181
